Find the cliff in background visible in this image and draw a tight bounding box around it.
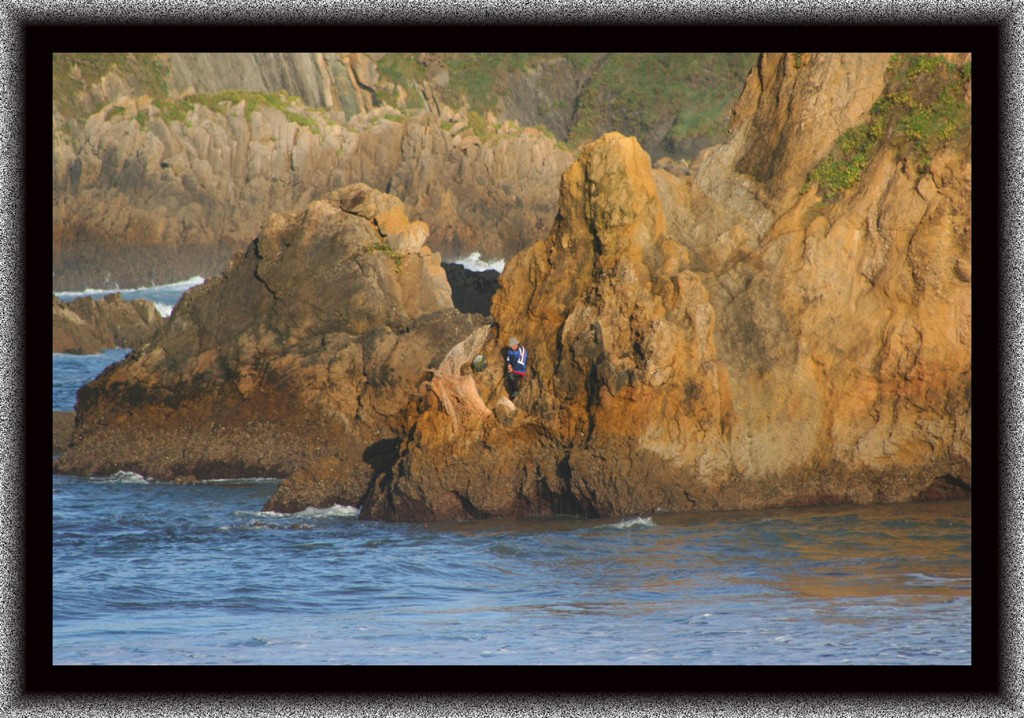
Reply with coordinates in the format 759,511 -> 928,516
52,52 -> 753,290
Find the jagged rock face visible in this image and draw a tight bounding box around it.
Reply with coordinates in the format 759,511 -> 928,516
53,292 -> 165,354
677,52 -> 971,502
726,53 -> 891,208
383,114 -> 571,262
55,185 -> 489,511
53,56 -> 572,290
363,133 -> 728,521
493,56 -> 586,141
363,52 -> 971,522
168,53 -> 337,110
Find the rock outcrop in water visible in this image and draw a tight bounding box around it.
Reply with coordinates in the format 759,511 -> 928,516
53,292 -> 165,354
57,53 -> 971,523
361,52 -> 971,522
55,184 -> 489,510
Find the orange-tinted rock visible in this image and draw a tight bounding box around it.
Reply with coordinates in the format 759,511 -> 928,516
363,133 -> 734,521
362,52 -> 971,522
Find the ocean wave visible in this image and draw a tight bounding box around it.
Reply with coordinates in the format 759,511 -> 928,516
55,276 -> 206,299
296,505 -> 361,519
601,516 -> 655,530
449,252 -> 505,273
92,470 -> 150,484
255,504 -> 360,520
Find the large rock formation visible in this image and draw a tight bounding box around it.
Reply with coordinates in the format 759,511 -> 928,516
361,52 -> 971,522
56,53 -> 970,524
361,133 -> 730,521
55,184 -> 489,511
53,292 -> 165,354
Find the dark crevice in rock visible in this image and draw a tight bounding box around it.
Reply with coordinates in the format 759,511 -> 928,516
442,262 -> 499,316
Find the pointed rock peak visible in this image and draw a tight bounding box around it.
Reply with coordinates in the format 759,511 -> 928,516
557,132 -> 664,257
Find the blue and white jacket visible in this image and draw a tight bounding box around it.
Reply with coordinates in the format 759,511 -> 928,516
507,345 -> 528,376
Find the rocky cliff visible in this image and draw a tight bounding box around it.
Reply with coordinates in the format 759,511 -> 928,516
53,52 -> 755,291
52,52 -> 577,290
361,52 -> 971,522
53,292 -> 165,354
56,52 -> 971,524
53,89 -> 571,291
55,184 -> 489,510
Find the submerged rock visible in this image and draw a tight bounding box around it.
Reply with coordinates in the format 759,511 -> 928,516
55,184 -> 489,511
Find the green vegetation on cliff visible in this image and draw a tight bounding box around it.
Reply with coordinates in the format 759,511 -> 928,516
567,53 -> 757,151
56,55 -> 325,135
809,53 -> 971,200
153,90 -> 323,132
54,52 -> 756,161
441,52 -> 551,109
373,52 -> 756,157
53,53 -> 170,118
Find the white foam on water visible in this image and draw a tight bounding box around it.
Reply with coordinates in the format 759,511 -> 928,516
450,252 -> 505,273
903,573 -> 971,585
256,504 -> 360,519
153,302 -> 175,318
94,470 -> 149,484
602,516 -> 655,530
296,504 -> 361,519
56,276 -> 206,301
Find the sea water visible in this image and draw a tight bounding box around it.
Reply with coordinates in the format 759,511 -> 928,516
51,279 -> 972,666
55,275 -> 206,318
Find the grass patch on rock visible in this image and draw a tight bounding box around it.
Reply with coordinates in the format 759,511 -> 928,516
568,53 -> 757,151
152,90 -> 322,133
53,52 -> 170,119
368,241 -> 403,270
808,53 -> 971,201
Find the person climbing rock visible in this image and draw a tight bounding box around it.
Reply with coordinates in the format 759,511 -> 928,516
503,337 -> 528,400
